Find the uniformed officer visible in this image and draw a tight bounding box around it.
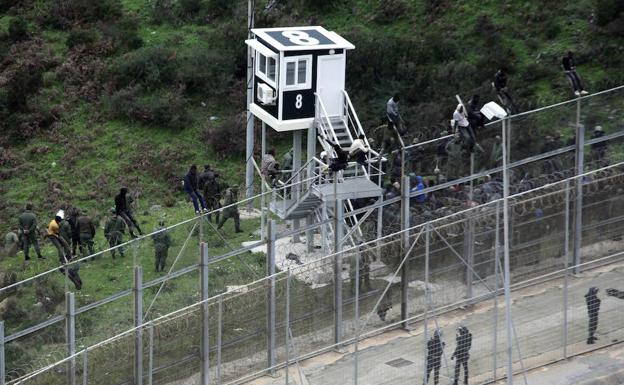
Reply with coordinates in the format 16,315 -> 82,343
426,330 -> 445,385
217,185 -> 243,233
76,211 -> 96,259
104,208 -> 126,259
451,326 -> 472,385
349,251 -> 372,295
59,216 -> 73,251
199,165 -> 221,223
152,221 -> 171,272
18,203 -> 44,260
585,287 -> 601,344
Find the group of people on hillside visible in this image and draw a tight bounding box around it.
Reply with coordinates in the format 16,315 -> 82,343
182,164 -> 242,233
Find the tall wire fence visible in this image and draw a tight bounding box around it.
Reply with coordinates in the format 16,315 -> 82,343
1,85 -> 624,384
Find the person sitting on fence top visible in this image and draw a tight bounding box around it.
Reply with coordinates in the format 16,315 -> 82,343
452,104 -> 476,153
386,93 -> 405,135
349,134 -> 370,166
562,51 -> 588,97
261,148 -> 281,186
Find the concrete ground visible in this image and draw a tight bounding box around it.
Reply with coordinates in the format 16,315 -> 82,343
240,261 -> 624,385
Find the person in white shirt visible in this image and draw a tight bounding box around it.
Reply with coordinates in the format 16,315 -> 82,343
386,94 -> 405,134
452,104 -> 476,153
349,134 -> 369,165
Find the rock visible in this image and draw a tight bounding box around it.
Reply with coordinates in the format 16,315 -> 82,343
150,205 -> 163,212
0,298 -> 10,314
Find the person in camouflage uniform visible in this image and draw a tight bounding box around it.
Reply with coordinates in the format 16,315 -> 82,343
3,230 -> 19,258
198,165 -> 221,223
217,185 -> 243,233
59,216 -> 73,250
104,208 -> 126,259
445,133 -> 467,180
350,251 -> 372,296
76,211 -> 96,259
18,204 -> 44,260
152,221 -> 171,272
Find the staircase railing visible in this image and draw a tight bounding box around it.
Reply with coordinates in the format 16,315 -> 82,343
315,93 -> 340,154
342,90 -> 384,174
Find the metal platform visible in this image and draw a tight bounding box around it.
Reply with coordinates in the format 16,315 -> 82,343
313,177 -> 383,201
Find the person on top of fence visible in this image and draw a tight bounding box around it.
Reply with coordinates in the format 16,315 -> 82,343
585,286 -> 601,344
562,51 -> 588,97
261,148 -> 282,187
349,134 -> 370,166
152,220 -> 172,273
182,164 -> 208,214
76,210 -> 96,260
425,329 -> 445,385
452,104 -> 476,153
18,203 -> 45,260
3,229 -> 19,258
47,210 -> 82,290
387,93 -> 405,135
451,325 -> 472,385
199,165 -> 221,223
493,67 -> 514,112
590,126 -> 608,166
104,207 -> 126,259
115,187 -> 143,237
217,184 -> 243,233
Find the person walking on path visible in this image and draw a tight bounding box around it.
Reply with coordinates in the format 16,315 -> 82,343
426,330 -> 445,385
585,287 -> 601,344
451,326 -> 472,385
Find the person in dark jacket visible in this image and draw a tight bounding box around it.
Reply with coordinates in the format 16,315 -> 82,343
76,211 -> 96,259
115,187 -> 143,237
198,165 -> 221,223
426,330 -> 445,385
585,287 -> 601,344
104,208 -> 126,259
152,221 -> 172,272
451,326 -> 472,385
493,68 -> 515,112
321,137 -> 349,175
183,164 -> 208,214
66,207 -> 81,256
562,51 -> 588,96
18,204 -> 44,260
59,216 -> 73,249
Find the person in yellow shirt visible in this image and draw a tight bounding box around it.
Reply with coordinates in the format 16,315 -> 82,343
47,210 -> 82,290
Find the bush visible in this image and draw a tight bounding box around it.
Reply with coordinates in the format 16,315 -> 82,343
371,0 -> 409,23
36,0 -> 123,28
102,17 -> 143,52
109,46 -> 178,91
205,113 -> 246,159
594,0 -> 624,26
66,29 -> 99,50
7,18 -> 29,42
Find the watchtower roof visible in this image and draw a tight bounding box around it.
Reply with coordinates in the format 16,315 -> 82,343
250,26 -> 355,52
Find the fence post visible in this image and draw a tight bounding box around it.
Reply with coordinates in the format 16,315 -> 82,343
293,130 -> 302,243
501,117 -> 514,385
400,175 -> 410,328
267,221 -> 277,374
573,98 -> 584,274
492,201 -> 501,380
285,268 -> 291,385
134,266 -> 143,385
200,242 -> 210,385
334,199 -> 344,346
148,324 -> 154,385
82,347 -> 88,385
465,153 -> 475,299
66,292 -> 76,385
423,223 -> 430,379
354,247 -> 360,385
0,322 -> 5,385
563,179 -> 571,358
217,296 -> 223,385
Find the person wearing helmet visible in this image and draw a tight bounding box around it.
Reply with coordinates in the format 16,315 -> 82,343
426,329 -> 445,385
585,287 -> 601,344
451,326 -> 472,385
104,207 -> 126,259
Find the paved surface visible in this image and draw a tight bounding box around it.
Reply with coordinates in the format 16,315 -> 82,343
240,261 -> 624,385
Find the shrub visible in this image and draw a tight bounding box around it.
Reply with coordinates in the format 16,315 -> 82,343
594,0 -> 624,26
66,29 -> 99,50
7,18 -> 29,42
102,17 -> 143,52
178,49 -> 236,96
371,0 -> 409,23
36,0 -> 123,29
205,113 -> 246,159
109,46 -> 178,91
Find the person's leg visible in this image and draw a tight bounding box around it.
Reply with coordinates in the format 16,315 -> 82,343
217,215 -> 227,230
434,363 -> 440,385
463,360 -> 469,385
154,249 -> 160,272
120,213 -> 137,237
234,212 -> 242,233
195,190 -> 208,210
571,71 -> 584,91
186,189 -> 200,212
453,360 -> 460,385
50,237 -> 65,263
426,360 -> 432,384
566,72 -> 580,92
126,212 -> 143,235
108,237 -> 116,259
161,248 -> 168,271
23,235 -> 31,260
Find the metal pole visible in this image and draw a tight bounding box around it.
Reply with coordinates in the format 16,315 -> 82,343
200,243 -> 210,385
573,99 -> 584,274
563,179 -> 571,358
261,122 -> 266,241
217,296 -> 223,385
376,195 -> 383,262
400,175 -> 410,328
322,201 -> 328,253
466,154 -> 475,299
0,322 -> 4,385
306,214 -> 314,253
493,201 -> 500,379
423,223 -> 430,381
502,117 -> 514,385
293,130 -> 302,243
134,266 -> 143,385
148,323 -> 154,385
354,247 -> 360,385
334,198 -> 344,346
285,269 -> 291,385
66,292 -> 76,385
245,0 -> 255,209
306,124 -> 317,251
267,220 -> 277,373
82,348 -> 87,385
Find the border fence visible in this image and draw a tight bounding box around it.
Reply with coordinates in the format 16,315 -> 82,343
1,85 -> 624,384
